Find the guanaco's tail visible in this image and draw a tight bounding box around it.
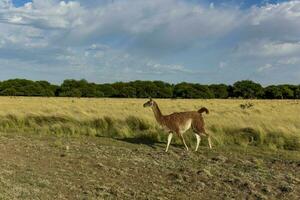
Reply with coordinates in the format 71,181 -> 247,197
198,107 -> 209,114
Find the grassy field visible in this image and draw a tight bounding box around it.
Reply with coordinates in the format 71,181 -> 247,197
0,97 -> 300,199
0,97 -> 299,150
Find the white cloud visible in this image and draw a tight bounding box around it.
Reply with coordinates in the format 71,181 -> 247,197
258,63 -> 272,72
0,0 -> 240,50
263,42 -> 300,56
0,0 -> 12,9
231,1 -> 300,66
144,61 -> 191,74
246,1 -> 300,39
0,0 -> 83,29
235,40 -> 300,57
219,61 -> 227,69
58,0 -> 240,51
250,1 -> 300,25
278,57 -> 300,65
0,0 -> 299,83
0,0 -> 240,82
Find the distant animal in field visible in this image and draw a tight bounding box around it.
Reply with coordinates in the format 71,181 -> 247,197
240,102 -> 254,109
143,98 -> 211,152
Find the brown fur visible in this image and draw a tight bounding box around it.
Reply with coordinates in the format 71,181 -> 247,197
151,101 -> 207,135
144,99 -> 211,151
198,107 -> 209,114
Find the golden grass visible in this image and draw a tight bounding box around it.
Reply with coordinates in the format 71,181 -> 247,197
0,97 -> 299,150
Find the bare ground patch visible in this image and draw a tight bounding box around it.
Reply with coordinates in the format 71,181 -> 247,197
0,134 -> 299,199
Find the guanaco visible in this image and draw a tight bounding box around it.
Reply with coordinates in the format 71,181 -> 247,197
143,98 -> 211,152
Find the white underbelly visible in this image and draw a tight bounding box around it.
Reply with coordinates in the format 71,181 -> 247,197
179,119 -> 192,133
162,125 -> 171,132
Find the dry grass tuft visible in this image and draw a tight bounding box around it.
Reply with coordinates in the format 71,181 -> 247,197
0,97 -> 299,150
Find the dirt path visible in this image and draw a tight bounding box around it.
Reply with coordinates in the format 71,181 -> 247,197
0,134 -> 299,200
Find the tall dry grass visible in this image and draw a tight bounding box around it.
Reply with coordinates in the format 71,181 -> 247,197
0,97 -> 299,150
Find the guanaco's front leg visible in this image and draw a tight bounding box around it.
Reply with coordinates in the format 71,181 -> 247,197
180,134 -> 189,151
165,132 -> 173,152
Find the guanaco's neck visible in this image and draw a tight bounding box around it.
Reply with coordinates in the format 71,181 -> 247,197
152,102 -> 164,125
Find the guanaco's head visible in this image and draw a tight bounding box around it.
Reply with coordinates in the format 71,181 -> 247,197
143,98 -> 154,108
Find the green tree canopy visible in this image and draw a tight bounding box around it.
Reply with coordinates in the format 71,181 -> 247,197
233,80 -> 264,99
209,84 -> 229,99
0,79 -> 299,99
264,86 -> 283,99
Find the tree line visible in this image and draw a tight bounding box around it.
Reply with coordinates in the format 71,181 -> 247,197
0,79 -> 299,99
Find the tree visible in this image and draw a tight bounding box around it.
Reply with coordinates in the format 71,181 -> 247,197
36,80 -> 56,96
173,83 -> 213,99
173,83 -> 197,98
97,84 -> 117,97
209,84 -> 229,99
131,81 -> 159,98
80,83 -> 101,97
233,80 -> 264,99
0,78 -> 298,99
119,86 -> 136,98
62,89 -> 82,97
59,79 -> 90,97
193,84 -> 214,99
0,79 -> 57,96
153,81 -> 173,98
0,88 -> 17,96
294,86 -> 300,99
264,86 -> 282,99
279,85 -> 294,99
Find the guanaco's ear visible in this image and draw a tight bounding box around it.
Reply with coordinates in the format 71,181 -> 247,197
149,97 -> 152,101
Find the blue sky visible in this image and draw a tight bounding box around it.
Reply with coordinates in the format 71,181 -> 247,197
0,0 -> 299,85
13,0 -> 29,7
12,0 -> 289,8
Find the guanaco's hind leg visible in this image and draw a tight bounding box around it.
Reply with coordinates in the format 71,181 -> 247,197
192,121 -> 212,149
195,134 -> 201,152
207,135 -> 212,149
165,133 -> 173,152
